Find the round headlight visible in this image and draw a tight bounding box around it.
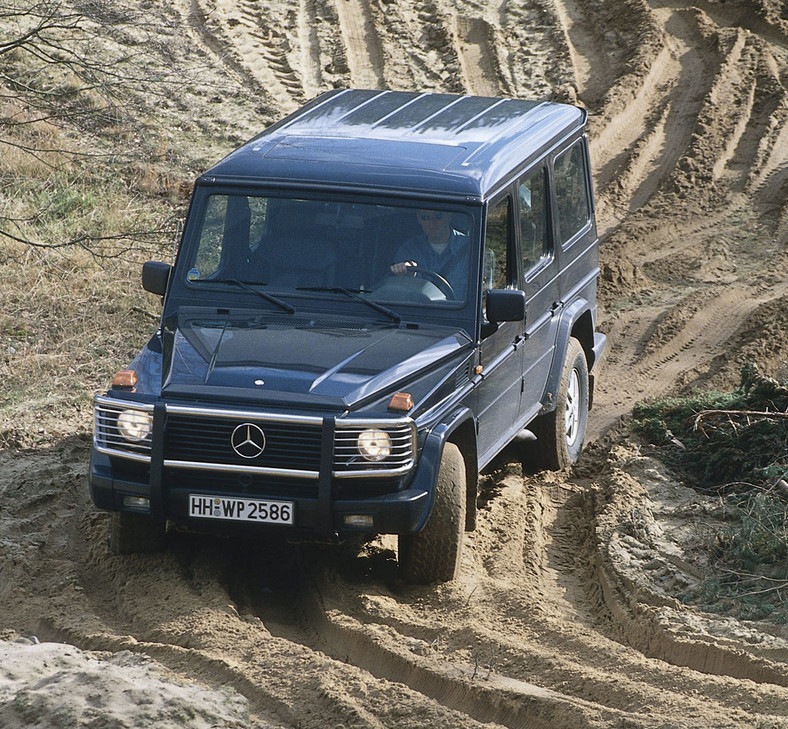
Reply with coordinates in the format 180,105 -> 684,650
357,429 -> 391,462
117,409 -> 153,442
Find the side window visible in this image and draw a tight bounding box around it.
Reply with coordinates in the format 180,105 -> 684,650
518,166 -> 549,273
483,197 -> 512,290
553,140 -> 591,244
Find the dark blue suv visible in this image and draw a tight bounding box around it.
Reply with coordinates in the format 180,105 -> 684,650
90,90 -> 606,583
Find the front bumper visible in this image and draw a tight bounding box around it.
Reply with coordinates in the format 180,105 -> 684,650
90,398 -> 437,536
89,446 -> 433,537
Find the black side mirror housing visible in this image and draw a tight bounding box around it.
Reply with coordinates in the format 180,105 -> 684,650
486,289 -> 526,323
142,261 -> 172,296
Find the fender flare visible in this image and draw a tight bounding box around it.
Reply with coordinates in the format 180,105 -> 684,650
541,298 -> 591,413
411,406 -> 478,532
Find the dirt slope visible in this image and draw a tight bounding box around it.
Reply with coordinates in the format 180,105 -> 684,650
2,0 -> 788,727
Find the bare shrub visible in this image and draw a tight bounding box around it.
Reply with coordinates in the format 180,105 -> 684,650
633,366 -> 788,621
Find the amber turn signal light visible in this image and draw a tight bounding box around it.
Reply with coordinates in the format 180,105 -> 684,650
388,392 -> 413,412
112,369 -> 138,388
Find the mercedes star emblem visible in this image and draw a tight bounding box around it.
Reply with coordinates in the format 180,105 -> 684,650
230,423 -> 266,459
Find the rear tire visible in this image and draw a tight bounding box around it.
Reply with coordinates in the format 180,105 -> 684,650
531,337 -> 588,470
109,512 -> 166,555
399,442 -> 466,584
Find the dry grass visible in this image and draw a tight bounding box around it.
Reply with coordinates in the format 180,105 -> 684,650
0,109 -> 177,450
0,67 -> 178,448
0,3 -> 264,449
0,239 -> 165,447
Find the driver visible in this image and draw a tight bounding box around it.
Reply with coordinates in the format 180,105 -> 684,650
390,209 -> 468,299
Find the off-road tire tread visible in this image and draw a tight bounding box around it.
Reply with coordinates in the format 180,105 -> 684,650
399,442 -> 466,584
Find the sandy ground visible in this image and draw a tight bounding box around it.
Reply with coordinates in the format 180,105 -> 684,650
2,0 -> 788,726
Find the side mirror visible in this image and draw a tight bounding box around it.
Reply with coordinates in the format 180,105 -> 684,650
142,261 -> 172,296
486,289 -> 526,323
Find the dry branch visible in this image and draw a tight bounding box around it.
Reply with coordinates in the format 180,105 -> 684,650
693,408 -> 788,436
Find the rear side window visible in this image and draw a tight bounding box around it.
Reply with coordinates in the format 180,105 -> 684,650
553,140 -> 591,244
518,166 -> 550,272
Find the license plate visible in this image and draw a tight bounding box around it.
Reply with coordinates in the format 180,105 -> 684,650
189,494 -> 294,525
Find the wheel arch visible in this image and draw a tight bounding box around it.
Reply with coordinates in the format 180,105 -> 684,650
421,407 -> 478,533
542,300 -> 594,412
446,416 -> 479,532
569,309 -> 595,370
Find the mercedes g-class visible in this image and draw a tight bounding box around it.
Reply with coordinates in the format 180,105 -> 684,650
89,89 -> 606,583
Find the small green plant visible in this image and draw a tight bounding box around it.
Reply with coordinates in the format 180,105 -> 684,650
633,365 -> 788,622
632,366 -> 788,493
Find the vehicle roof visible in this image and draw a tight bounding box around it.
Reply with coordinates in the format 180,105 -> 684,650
201,89 -> 587,201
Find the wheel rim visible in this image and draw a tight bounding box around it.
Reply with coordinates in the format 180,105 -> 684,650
564,368 -> 581,446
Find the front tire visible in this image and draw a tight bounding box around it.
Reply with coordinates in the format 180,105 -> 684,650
399,442 -> 466,584
531,337 -> 589,470
109,512 -> 167,555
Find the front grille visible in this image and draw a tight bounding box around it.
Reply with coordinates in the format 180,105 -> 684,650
164,414 -> 322,471
95,398 -> 416,480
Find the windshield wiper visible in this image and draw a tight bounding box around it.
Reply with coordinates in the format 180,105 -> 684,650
211,279 -> 295,314
297,286 -> 401,324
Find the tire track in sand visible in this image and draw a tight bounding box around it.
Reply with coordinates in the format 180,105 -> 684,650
298,0 -> 324,99
193,0 -> 303,111
18,443 -> 786,729
593,6 -> 713,235
591,0 -> 788,433
241,543 -> 672,729
170,0 -> 274,102
551,0 -> 617,105
42,525 -> 507,729
498,0 -> 574,99
332,0 -> 385,89
591,276 -> 788,438
258,471 -> 788,728
449,15 -> 502,97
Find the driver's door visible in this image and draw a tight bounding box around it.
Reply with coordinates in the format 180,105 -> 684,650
476,194 -> 524,464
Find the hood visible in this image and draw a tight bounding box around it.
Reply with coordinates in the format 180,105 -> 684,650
160,312 -> 471,411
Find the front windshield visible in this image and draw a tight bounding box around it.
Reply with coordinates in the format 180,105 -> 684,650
186,193 -> 474,306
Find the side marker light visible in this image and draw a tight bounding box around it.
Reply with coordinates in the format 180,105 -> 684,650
112,370 -> 137,388
388,392 -> 413,412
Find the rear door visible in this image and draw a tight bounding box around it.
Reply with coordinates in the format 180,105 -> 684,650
552,137 -> 598,305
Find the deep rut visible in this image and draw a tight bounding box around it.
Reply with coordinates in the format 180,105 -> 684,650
217,470 -> 788,727
332,0 -> 385,89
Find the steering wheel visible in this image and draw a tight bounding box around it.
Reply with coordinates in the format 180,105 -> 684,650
413,269 -> 455,300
